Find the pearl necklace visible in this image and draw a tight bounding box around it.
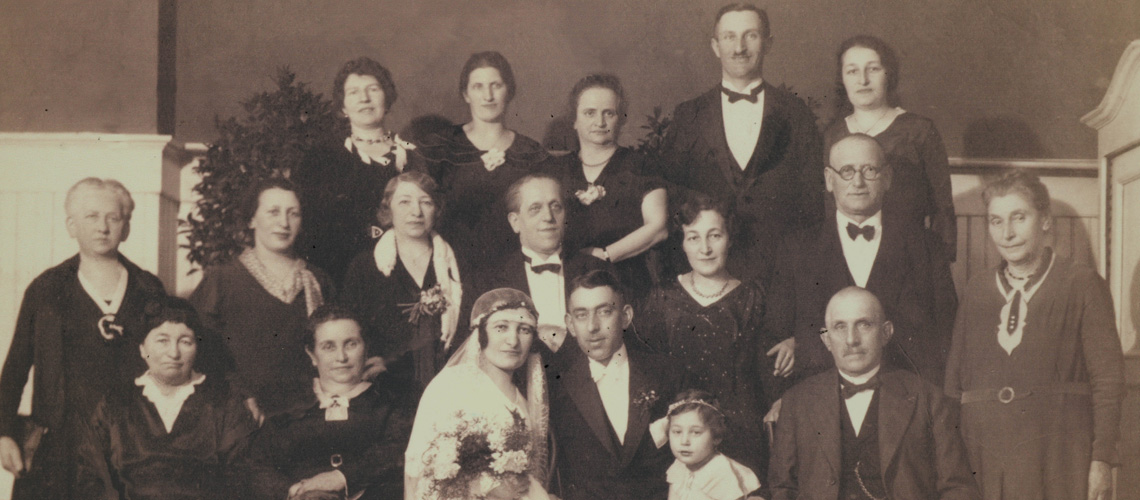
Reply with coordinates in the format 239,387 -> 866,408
690,273 -> 730,299
580,149 -> 616,168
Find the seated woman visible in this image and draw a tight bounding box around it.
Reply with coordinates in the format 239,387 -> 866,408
75,296 -> 257,500
404,289 -> 550,500
542,74 -> 668,303
191,178 -> 331,420
245,305 -> 413,500
824,35 -> 956,260
637,195 -> 790,478
342,171 -> 463,398
294,56 -> 424,284
418,52 -> 548,272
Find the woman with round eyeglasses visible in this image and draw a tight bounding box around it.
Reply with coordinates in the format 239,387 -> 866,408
542,74 -> 669,303
944,170 -> 1123,499
824,35 -> 956,260
637,195 -> 789,478
418,52 -> 548,272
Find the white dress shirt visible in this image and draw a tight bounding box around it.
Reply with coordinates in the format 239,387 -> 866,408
839,365 -> 880,437
589,344 -> 631,444
522,247 -> 567,351
836,211 -> 883,288
720,79 -> 765,170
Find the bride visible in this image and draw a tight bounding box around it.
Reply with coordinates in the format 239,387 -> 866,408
404,288 -> 550,500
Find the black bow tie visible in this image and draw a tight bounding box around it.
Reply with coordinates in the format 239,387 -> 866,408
846,223 -> 876,241
530,263 -> 561,274
841,375 -> 881,399
721,85 -> 762,104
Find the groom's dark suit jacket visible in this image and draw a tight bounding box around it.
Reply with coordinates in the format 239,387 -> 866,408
659,83 -> 824,285
768,367 -> 978,500
548,344 -> 683,500
764,215 -> 957,386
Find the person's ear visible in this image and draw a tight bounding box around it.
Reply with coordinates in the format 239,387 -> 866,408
120,219 -> 131,243
564,313 -> 577,338
621,303 -> 634,329
139,343 -> 147,361
824,167 -> 836,194
821,330 -> 835,353
507,212 -> 521,234
710,36 -> 722,59
1041,213 -> 1052,233
65,216 -> 78,239
760,35 -> 774,56
881,320 -> 894,343
306,347 -> 318,368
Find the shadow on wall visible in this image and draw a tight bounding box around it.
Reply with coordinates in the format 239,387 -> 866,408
1129,257 -> 1140,352
963,116 -> 1050,158
400,114 -> 455,145
542,114 -> 576,153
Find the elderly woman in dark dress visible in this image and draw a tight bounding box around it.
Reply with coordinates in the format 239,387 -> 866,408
824,35 -> 957,260
245,305 -> 413,500
945,170 -> 1124,499
191,178 -> 331,421
636,196 -> 790,478
293,56 -> 424,285
342,171 -> 463,398
76,296 -> 257,500
418,51 -> 548,272
542,74 -> 668,302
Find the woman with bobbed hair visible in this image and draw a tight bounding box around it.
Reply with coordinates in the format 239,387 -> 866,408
191,177 -> 332,421
542,73 -> 668,303
824,35 -> 957,260
294,56 -> 425,285
636,194 -> 788,478
945,169 -> 1124,499
418,51 -> 548,272
342,171 -> 463,400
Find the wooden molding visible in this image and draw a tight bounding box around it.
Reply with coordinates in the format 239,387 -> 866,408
1082,40 -> 1140,130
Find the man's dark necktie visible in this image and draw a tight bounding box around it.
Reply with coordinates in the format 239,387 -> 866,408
841,375 -> 881,399
721,85 -> 762,104
846,223 -> 876,241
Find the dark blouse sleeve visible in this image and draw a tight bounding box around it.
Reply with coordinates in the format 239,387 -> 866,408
188,267 -> 238,378
0,277 -> 44,437
632,287 -> 671,354
243,415 -> 297,500
1076,271 -> 1126,465
74,399 -> 121,500
339,397 -> 415,496
915,121 -> 957,261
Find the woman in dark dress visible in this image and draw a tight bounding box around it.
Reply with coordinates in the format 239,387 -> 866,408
543,74 -> 668,302
293,57 -> 424,285
944,170 -> 1123,499
342,171 -> 463,400
418,52 -> 548,272
191,178 -> 331,421
245,305 -> 413,500
76,296 -> 257,500
824,35 -> 957,260
637,196 -> 789,478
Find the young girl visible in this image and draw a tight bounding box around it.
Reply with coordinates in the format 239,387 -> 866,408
666,390 -> 761,500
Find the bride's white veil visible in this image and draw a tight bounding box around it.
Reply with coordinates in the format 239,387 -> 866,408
447,288 -> 550,486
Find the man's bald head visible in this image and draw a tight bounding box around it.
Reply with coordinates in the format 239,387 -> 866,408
822,286 -> 893,377
828,134 -> 884,168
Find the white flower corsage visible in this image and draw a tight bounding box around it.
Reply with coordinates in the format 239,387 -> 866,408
575,184 -> 607,206
481,148 -> 506,171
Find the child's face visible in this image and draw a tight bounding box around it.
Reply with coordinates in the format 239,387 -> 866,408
668,410 -> 719,470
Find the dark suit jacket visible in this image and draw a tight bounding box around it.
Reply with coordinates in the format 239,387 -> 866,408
768,368 -> 978,500
474,248 -> 612,300
765,216 -> 957,386
660,83 -> 824,285
549,345 -> 683,500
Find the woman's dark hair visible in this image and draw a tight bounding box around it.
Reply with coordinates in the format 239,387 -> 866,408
304,304 -> 365,351
667,389 -> 728,442
142,295 -> 205,341
981,169 -> 1052,216
333,57 -> 398,112
459,51 -> 516,102
834,35 -> 901,116
674,193 -> 735,240
239,177 -> 300,246
376,171 -> 443,229
567,73 -> 629,130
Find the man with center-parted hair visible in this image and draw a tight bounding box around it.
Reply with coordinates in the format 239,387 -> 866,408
548,269 -> 684,500
474,173 -> 613,356
0,178 -> 167,499
659,2 -> 824,288
768,286 -> 977,500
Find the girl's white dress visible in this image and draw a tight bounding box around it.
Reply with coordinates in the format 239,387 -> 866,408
666,453 -> 761,500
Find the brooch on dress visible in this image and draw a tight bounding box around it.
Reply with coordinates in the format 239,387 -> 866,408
481,148 -> 506,171
575,184 -> 607,206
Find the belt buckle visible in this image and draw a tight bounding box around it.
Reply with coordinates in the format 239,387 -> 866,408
997,386 -> 1016,404
330,453 -> 343,468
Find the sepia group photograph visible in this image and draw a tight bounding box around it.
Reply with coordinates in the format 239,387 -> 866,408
0,1 -> 1138,498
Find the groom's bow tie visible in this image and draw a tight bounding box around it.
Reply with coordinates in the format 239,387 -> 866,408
721,84 -> 762,104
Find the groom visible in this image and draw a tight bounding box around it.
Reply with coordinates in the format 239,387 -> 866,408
548,269 -> 683,500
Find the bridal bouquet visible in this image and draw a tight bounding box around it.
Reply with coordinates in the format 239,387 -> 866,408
400,284 -> 450,325
422,409 -> 531,499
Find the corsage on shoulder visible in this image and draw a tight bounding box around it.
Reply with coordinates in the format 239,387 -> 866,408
575,183 -> 607,206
